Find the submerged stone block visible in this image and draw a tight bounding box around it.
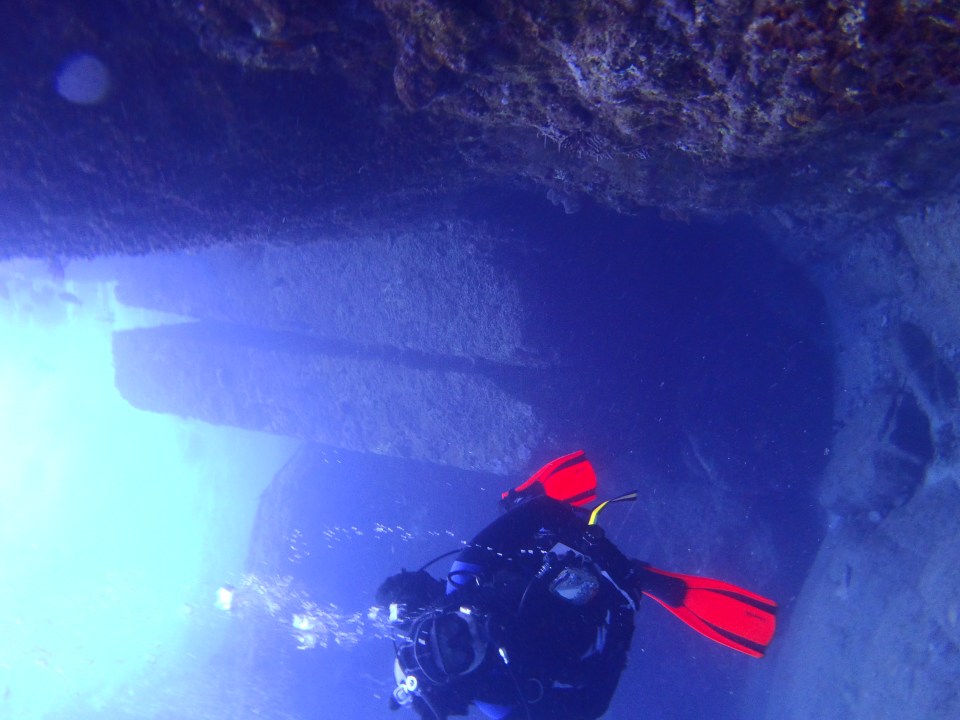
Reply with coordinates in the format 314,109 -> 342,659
919,524 -> 960,649
820,388 -> 931,517
898,321 -> 958,409
897,200 -> 960,343
113,227 -> 530,364
112,322 -> 540,474
768,482 -> 960,720
885,389 -> 934,464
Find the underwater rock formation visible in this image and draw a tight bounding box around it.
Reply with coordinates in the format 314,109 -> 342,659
820,387 -> 933,517
165,0 -> 960,218
896,200 -> 960,344
106,221 -> 543,473
112,322 -> 540,474
769,481 -> 960,720
2,1 -> 959,259
3,3 -> 960,716
112,224 -> 530,364
762,195 -> 960,720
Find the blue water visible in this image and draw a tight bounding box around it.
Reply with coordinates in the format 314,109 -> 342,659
0,194 -> 831,719
0,262 -> 298,719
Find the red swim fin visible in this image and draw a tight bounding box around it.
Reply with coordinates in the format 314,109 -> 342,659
638,565 -> 778,658
501,450 -> 597,507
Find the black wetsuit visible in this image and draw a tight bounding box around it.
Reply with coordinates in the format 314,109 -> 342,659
383,496 -> 640,720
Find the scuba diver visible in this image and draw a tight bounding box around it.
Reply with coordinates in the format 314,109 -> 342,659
375,451 -> 778,720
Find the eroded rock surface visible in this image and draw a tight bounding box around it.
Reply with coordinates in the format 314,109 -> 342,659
760,195 -> 960,720
112,322 -> 540,474
112,223 -> 529,364
768,481 -> 960,720
171,0 -> 960,217
3,1 -> 959,259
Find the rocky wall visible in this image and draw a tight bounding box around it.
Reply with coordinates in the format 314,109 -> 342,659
760,197 -> 960,719
767,481 -> 960,720
111,223 -> 530,364
3,1 -> 959,263
105,220 -> 546,474
112,322 -> 540,474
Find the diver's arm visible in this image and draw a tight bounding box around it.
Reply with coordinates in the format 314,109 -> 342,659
581,531 -> 693,612
578,526 -> 645,608
532,607 -> 635,720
